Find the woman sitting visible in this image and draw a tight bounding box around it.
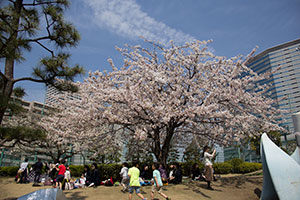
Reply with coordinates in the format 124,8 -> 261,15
88,163 -> 100,187
158,163 -> 168,184
191,163 -> 205,181
169,163 -> 182,184
82,165 -> 91,187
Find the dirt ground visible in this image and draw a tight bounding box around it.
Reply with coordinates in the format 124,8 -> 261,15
0,174 -> 263,200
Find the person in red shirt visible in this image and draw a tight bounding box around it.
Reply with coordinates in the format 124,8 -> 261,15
55,160 -> 66,189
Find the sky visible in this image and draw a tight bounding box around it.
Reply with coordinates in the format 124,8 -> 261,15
3,0 -> 300,103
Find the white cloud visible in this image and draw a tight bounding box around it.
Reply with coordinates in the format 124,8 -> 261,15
84,0 -> 195,44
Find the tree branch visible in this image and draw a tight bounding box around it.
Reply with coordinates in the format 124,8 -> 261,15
13,77 -> 45,83
0,70 -> 8,82
34,41 -> 54,56
23,1 -> 63,6
27,36 -> 51,42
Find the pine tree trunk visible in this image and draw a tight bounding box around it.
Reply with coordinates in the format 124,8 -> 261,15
0,60 -> 15,124
0,0 -> 23,125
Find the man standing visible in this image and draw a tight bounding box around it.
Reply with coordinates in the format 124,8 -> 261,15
32,158 -> 43,186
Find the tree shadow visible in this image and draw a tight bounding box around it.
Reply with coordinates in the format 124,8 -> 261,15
3,198 -> 17,200
64,191 -> 88,200
220,175 -> 247,188
183,182 -> 212,199
246,176 -> 263,186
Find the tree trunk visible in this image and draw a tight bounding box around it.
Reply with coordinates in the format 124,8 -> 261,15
0,0 -> 23,124
152,127 -> 162,163
152,125 -> 175,167
0,61 -> 15,124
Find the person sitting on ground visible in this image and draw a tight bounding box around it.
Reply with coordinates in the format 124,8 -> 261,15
55,160 -> 66,189
74,175 -> 86,188
191,163 -> 205,181
120,162 -> 129,192
89,163 -> 100,187
140,165 -> 152,186
168,164 -> 175,183
158,163 -> 168,184
169,163 -> 182,184
104,177 -> 114,186
82,165 -> 91,187
17,158 -> 29,183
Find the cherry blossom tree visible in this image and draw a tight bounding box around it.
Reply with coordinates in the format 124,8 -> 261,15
57,40 -> 283,165
33,91 -> 124,163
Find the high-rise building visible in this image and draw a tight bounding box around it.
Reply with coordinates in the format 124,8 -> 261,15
223,39 -> 300,161
45,85 -> 81,105
246,38 -> 300,132
45,85 -> 63,105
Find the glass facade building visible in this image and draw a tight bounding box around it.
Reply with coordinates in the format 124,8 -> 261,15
246,39 -> 300,132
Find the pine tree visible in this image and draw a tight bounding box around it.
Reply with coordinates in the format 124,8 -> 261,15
183,140 -> 202,162
0,0 -> 84,124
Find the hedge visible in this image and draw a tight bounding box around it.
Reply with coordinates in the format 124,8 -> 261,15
0,160 -> 262,178
213,162 -> 232,174
68,164 -> 123,180
236,162 -> 262,174
0,166 -> 19,177
69,165 -> 84,177
227,158 -> 244,173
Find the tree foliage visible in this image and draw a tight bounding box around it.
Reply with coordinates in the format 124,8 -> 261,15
49,40 -> 283,165
0,0 -> 84,124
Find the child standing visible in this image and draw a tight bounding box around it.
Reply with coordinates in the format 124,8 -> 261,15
128,160 -> 147,200
151,163 -> 170,200
120,162 -> 129,192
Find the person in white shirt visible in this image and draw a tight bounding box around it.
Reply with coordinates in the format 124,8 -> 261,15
64,166 -> 74,190
119,162 -> 129,192
64,166 -> 71,181
203,146 -> 216,190
17,158 -> 29,183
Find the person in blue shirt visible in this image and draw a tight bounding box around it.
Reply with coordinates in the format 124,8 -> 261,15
151,163 -> 171,200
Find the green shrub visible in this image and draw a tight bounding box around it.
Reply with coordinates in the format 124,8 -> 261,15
69,165 -> 84,177
228,158 -> 244,173
0,166 -> 19,176
236,162 -> 262,174
179,161 -> 204,177
98,163 -> 122,181
213,162 -> 233,174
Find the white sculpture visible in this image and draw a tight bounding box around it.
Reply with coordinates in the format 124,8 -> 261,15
260,133 -> 300,200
